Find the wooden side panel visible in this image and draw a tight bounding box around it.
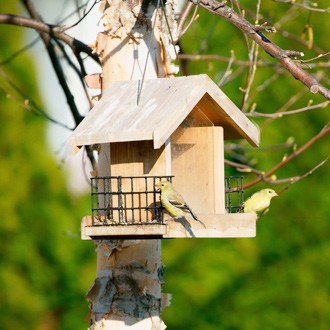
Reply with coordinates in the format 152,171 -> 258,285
93,144 -> 111,221
213,127 -> 225,213
99,143 -> 111,176
171,126 -> 225,214
110,140 -> 166,176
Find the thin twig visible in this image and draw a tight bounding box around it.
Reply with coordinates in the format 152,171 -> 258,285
0,69 -> 73,130
276,155 -> 330,195
244,123 -> 330,188
0,37 -> 40,66
178,53 -> 330,69
178,2 -> 199,38
299,52 -> 330,63
217,49 -> 235,86
249,101 -> 329,118
226,146 -> 329,189
62,0 -> 101,31
260,88 -> 306,127
273,0 -> 330,13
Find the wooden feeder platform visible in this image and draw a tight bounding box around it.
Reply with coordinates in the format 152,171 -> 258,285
81,213 -> 257,240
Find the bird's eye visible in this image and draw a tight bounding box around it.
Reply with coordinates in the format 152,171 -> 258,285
268,190 -> 272,194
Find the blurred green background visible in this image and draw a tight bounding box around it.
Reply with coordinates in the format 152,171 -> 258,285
0,1 -> 329,329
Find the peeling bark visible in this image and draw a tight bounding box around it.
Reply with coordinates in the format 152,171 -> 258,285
87,240 -> 169,329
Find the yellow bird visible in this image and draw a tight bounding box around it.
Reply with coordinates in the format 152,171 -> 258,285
243,188 -> 278,217
155,181 -> 199,220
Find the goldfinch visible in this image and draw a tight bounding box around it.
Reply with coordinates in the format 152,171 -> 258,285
155,181 -> 199,220
243,188 -> 278,217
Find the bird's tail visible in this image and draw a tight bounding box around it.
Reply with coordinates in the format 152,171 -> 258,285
187,205 -> 206,228
186,205 -> 198,220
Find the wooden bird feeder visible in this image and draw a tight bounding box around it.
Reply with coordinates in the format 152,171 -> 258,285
70,74 -> 260,239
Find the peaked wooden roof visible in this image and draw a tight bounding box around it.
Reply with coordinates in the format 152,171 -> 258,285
70,74 -> 259,151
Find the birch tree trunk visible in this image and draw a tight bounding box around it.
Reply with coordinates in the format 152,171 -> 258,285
86,1 -> 178,329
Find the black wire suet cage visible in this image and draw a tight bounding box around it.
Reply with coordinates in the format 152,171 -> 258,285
225,175 -> 244,213
90,175 -> 244,226
91,176 -> 173,226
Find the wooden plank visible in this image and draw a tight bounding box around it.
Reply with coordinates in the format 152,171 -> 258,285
98,143 -> 111,176
93,144 -> 112,220
81,217 -> 167,240
81,213 -> 257,239
213,127 -> 225,213
171,126 -> 224,214
164,213 -> 256,238
110,140 -> 166,177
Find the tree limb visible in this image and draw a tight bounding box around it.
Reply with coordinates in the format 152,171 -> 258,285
0,13 -> 100,64
188,0 -> 330,100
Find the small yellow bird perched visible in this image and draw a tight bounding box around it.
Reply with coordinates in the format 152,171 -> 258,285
155,181 -> 199,220
243,188 -> 278,218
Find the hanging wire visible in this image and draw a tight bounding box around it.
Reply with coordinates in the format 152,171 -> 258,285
137,0 -> 161,105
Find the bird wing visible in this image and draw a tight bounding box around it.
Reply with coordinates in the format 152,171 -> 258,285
167,192 -> 199,220
167,190 -> 186,208
244,191 -> 271,213
162,187 -> 201,222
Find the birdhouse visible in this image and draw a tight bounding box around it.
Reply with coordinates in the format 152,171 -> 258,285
70,74 -> 259,239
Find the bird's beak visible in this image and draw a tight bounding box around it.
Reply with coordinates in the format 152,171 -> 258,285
155,182 -> 160,191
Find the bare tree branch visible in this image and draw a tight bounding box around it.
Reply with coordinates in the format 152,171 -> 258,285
242,123 -> 330,188
188,0 -> 330,100
226,154 -> 329,188
0,13 -> 100,64
178,2 -> 199,38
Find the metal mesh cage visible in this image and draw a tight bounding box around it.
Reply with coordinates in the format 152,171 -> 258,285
225,175 -> 244,213
90,175 -> 244,226
91,176 -> 173,226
